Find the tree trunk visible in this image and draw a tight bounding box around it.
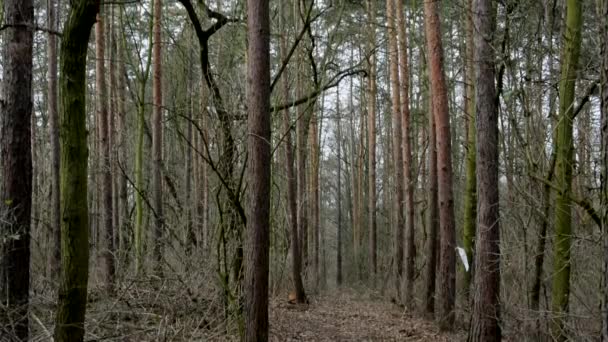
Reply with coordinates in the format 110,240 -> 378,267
366,0 -> 378,279
244,0 -> 270,338
551,0 -> 582,339
337,88 -> 343,287
395,0 -> 415,308
309,113 -> 320,288
601,0 -> 608,339
116,4 -> 129,256
462,0 -> 476,300
47,0 -> 62,281
386,0 -> 405,301
96,6 -> 115,291
280,0 -> 306,303
54,1 -> 98,340
468,0 -> 500,340
152,0 -> 164,275
423,0 -> 457,329
424,85 -> 439,316
0,0 -> 33,339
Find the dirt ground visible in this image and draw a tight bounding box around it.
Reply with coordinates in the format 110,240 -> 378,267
269,288 -> 465,341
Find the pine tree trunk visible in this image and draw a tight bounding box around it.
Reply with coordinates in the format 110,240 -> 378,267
366,0 -> 378,279
462,0 -> 477,300
0,0 -> 33,339
551,0 -> 582,339
54,1 -> 98,340
116,5 -> 129,256
468,0 -> 500,340
244,0 -> 271,338
337,88 -> 343,287
386,0 -> 405,301
423,0 -> 457,329
280,0 -> 306,302
395,0 -> 415,308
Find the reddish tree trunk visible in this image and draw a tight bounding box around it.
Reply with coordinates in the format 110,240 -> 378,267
423,0 -> 457,329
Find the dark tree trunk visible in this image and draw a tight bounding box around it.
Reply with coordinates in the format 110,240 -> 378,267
152,0 -> 164,275
468,0 -> 501,340
54,0 -> 98,340
425,89 -> 439,316
366,0 -> 378,279
423,0 -> 457,330
244,0 -> 271,339
600,0 -> 608,340
0,0 -> 33,339
47,0 -> 62,281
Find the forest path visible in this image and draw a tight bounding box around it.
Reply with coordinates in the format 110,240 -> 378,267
269,288 -> 464,341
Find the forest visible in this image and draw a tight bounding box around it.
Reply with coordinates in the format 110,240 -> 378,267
0,0 -> 607,341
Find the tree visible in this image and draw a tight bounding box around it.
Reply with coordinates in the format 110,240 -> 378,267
280,0 -> 306,303
244,0 -> 271,339
47,0 -> 61,280
366,0 -> 378,278
423,0 -> 457,329
601,0 -> 608,339
0,0 -> 33,339
386,0 -> 405,300
152,0 -> 164,275
96,5 -> 115,290
54,0 -> 99,340
461,0 -> 476,298
468,0 -> 500,340
337,87 -> 343,286
395,0 -> 416,307
551,0 -> 582,339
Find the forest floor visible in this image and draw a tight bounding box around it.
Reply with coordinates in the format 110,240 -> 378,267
269,288 -> 465,341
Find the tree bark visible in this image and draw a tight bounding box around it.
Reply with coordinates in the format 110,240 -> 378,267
337,87 -> 343,287
244,0 -> 271,338
47,0 -> 62,281
280,0 -> 306,302
462,0 -> 476,300
96,6 -> 115,291
423,0 -> 457,329
395,0 -> 415,308
0,0 -> 33,339
152,0 -> 164,275
366,0 -> 378,279
551,0 -> 582,340
468,0 -> 500,340
54,0 -> 98,340
386,0 -> 405,301
601,0 -> 608,339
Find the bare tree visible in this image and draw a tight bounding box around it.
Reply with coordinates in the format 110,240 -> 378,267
423,0 -> 457,329
0,0 -> 33,339
468,0 -> 501,340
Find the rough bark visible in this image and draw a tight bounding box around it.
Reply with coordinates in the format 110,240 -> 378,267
0,0 -> 33,339
386,0 -> 405,301
47,0 -> 62,281
337,88 -> 343,287
601,0 -> 608,339
280,0 -> 306,302
96,6 -> 115,291
423,0 -> 457,329
54,0 -> 98,340
395,0 -> 415,308
468,0 -> 500,340
550,0 -> 582,339
152,0 -> 164,275
366,0 -> 378,278
424,89 -> 439,316
116,4 -> 128,255
462,0 -> 476,299
244,0 -> 271,338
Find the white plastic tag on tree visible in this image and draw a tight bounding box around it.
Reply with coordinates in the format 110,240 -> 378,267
456,246 -> 469,272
